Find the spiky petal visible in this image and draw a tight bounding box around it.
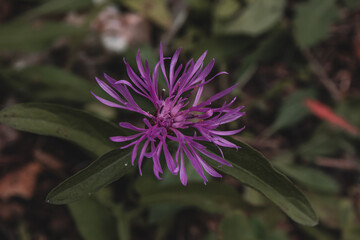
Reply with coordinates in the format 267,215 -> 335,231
92,43 -> 245,185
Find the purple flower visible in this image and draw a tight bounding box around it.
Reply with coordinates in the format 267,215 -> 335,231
92,43 -> 245,185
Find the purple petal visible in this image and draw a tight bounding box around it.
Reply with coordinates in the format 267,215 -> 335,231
195,84 -> 238,107
184,144 -> 207,183
211,135 -> 238,149
136,49 -> 146,78
103,73 -> 117,84
152,61 -> 160,98
169,47 -> 182,87
173,64 -> 183,85
138,140 -> 150,175
191,59 -> 215,85
159,42 -> 170,90
195,146 -> 232,167
91,92 -> 126,109
119,122 -> 145,132
110,133 -> 142,142
115,80 -> 148,99
131,136 -> 145,165
188,50 -> 207,80
152,141 -> 163,173
209,126 -> 245,136
120,140 -> 137,149
162,138 -> 178,174
179,149 -> 187,186
93,44 -> 246,186
125,62 -> 148,94
216,110 -> 245,125
188,145 -> 221,179
186,72 -> 228,93
95,77 -> 126,104
153,165 -> 162,180
198,158 -> 222,178
192,80 -> 204,107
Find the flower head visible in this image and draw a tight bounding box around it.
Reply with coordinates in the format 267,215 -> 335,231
92,43 -> 245,185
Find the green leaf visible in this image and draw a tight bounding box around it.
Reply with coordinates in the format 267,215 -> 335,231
235,28 -> 290,85
214,0 -> 285,36
120,0 -> 172,29
214,0 -> 241,20
47,149 -> 132,204
273,162 -> 340,194
294,0 -> 339,49
20,0 -> 92,20
136,179 -> 246,214
68,198 -> 118,240
268,88 -> 316,134
0,103 -> 125,156
18,65 -> 95,103
203,139 -> 318,226
0,21 -> 86,52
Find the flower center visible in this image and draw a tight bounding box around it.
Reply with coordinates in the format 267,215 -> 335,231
153,98 -> 188,129
156,111 -> 174,128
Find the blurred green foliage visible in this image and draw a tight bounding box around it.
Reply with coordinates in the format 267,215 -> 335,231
294,0 -> 339,49
214,0 -> 285,36
0,21 -> 86,52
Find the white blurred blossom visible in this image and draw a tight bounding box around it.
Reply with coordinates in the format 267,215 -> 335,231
92,6 -> 150,53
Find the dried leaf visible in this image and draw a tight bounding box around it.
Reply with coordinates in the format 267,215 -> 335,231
305,99 -> 359,135
0,162 -> 43,200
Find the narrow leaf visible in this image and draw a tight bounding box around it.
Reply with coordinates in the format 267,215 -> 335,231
0,21 -> 86,52
47,149 -> 132,204
0,103 -> 125,156
203,139 -> 318,226
214,0 -> 285,36
19,65 -> 95,103
121,0 -> 172,29
20,0 -> 92,20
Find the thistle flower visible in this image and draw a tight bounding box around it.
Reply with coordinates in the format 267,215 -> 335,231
92,44 -> 245,185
